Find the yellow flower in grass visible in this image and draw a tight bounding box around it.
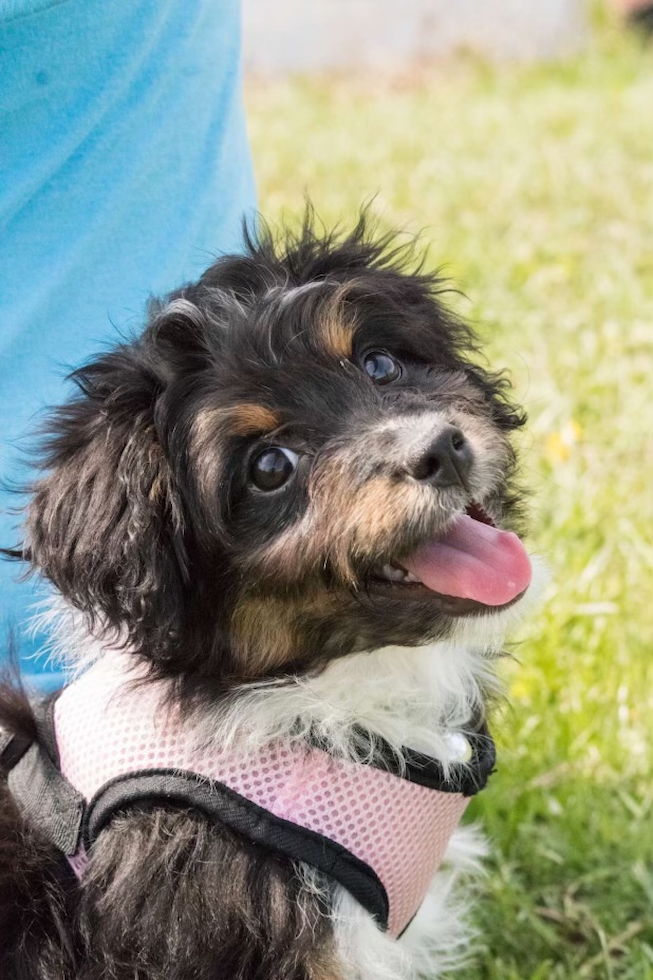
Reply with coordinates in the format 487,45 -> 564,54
510,676 -> 533,702
545,419 -> 582,464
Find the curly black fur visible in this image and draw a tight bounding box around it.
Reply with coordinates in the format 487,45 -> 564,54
1,211 -> 528,979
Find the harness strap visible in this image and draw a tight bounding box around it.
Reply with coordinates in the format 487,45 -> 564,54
4,699 -> 85,856
0,726 -> 30,770
84,768 -> 390,929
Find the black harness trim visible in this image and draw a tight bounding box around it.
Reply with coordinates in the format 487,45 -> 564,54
347,725 -> 496,796
84,767 -> 391,929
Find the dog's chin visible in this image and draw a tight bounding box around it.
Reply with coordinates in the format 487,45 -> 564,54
360,579 -> 528,618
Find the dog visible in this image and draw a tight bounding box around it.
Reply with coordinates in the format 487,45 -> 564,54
0,213 -> 536,980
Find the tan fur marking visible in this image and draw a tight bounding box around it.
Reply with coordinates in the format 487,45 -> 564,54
229,403 -> 280,437
317,284 -> 358,358
325,475 -> 423,578
149,472 -> 165,503
231,590 -> 341,673
320,313 -> 354,359
191,404 -> 280,499
194,404 -> 280,444
230,596 -> 298,674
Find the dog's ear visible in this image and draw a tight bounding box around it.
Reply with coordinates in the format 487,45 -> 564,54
25,342 -> 188,657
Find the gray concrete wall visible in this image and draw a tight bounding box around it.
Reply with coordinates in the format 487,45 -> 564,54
243,0 -> 586,73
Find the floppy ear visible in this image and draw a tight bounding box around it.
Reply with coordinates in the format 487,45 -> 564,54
25,343 -> 188,658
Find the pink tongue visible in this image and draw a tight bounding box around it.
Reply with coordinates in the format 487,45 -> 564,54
403,514 -> 532,606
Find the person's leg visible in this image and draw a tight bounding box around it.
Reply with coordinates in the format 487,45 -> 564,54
0,0 -> 256,690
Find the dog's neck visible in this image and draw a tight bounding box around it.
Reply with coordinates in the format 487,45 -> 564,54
32,593 -> 535,769
203,560 -> 546,766
191,640 -> 500,769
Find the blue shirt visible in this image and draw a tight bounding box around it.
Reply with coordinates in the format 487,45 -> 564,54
0,0 -> 256,689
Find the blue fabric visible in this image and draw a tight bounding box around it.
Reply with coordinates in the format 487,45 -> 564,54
0,0 -> 256,690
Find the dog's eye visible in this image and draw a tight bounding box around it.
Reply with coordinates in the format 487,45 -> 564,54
250,447 -> 299,492
363,350 -> 402,385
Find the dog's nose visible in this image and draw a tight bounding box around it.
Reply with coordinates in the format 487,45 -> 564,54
409,426 -> 473,489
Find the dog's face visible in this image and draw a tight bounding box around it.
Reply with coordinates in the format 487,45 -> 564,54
24,218 -> 530,693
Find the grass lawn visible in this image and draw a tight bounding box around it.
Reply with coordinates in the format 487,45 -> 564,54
245,20 -> 653,980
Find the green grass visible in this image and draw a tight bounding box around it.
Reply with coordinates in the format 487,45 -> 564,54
245,20 -> 653,980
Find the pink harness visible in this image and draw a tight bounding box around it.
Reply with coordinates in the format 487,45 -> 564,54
4,653 -> 495,939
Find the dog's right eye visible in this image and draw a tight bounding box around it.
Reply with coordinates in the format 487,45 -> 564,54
363,350 -> 402,385
250,447 -> 299,492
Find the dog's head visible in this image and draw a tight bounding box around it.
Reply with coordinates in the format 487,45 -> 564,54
23,215 -> 531,694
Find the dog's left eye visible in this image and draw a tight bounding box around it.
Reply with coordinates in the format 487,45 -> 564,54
250,447 -> 299,492
363,350 -> 402,385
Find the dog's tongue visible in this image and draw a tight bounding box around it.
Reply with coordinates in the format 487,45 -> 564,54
402,514 -> 532,606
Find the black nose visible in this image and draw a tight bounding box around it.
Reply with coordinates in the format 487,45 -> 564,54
410,426 -> 474,488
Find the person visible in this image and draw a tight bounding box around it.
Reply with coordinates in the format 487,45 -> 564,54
0,0 -> 256,690
612,0 -> 653,32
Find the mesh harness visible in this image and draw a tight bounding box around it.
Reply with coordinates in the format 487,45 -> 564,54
1,653 -> 495,938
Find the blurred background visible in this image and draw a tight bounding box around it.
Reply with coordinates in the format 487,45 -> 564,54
241,2 -> 652,978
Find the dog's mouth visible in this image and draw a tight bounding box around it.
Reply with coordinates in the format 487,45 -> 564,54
367,502 -> 532,614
